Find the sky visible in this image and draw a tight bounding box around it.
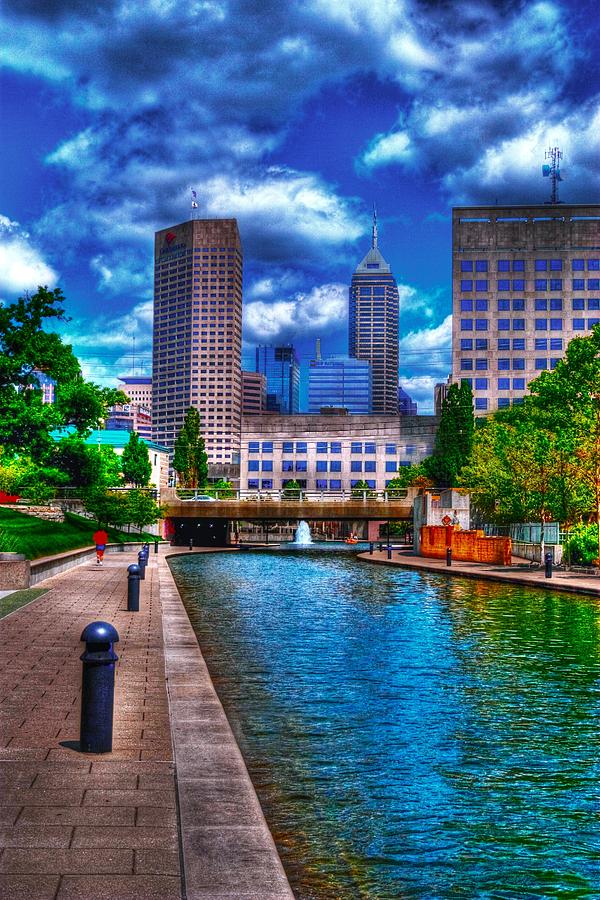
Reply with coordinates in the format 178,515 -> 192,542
1,0 -> 599,413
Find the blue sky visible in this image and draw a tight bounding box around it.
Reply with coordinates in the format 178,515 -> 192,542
1,0 -> 599,412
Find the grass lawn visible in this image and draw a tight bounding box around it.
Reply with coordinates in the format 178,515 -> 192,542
0,588 -> 48,620
0,507 -> 162,560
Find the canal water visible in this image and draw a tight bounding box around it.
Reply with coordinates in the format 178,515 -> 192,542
169,546 -> 600,899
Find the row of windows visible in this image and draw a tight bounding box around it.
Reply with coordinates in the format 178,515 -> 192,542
461,278 -> 600,292
460,298 -> 600,312
247,441 -> 411,454
248,460 -> 405,473
460,318 -> 590,331
460,259 -> 600,272
460,338 -> 563,351
462,377 -> 528,391
246,478 -> 409,491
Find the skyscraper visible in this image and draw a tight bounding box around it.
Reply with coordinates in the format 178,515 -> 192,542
452,204 -> 600,414
349,212 -> 399,414
308,355 -> 372,413
152,219 -> 243,463
253,344 -> 300,414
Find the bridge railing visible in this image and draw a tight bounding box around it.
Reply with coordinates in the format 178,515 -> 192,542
173,488 -> 412,503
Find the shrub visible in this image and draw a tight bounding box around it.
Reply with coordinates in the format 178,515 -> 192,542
564,524 -> 599,566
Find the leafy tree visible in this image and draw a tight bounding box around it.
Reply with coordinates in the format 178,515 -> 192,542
173,407 -> 208,487
54,378 -> 128,434
210,479 -> 235,498
424,381 -> 474,486
97,446 -> 124,488
121,431 -> 152,487
281,479 -> 301,499
51,435 -> 103,487
83,489 -> 130,529
350,479 -> 376,497
386,462 -> 433,492
126,489 -> 163,531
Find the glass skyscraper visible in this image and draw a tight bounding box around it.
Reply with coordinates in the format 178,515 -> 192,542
253,344 -> 300,414
308,355 -> 372,414
349,212 -> 399,414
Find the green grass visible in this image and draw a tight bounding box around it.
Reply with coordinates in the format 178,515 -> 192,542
0,507 -> 163,560
0,588 -> 48,619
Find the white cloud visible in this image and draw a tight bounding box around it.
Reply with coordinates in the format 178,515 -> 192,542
0,216 -> 58,293
244,282 -> 348,343
399,315 -> 452,413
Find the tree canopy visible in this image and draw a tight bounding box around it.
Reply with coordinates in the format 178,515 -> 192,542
173,407 -> 208,487
121,431 -> 152,487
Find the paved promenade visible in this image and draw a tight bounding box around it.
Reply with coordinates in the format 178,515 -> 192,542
358,547 -> 600,597
0,547 -> 294,900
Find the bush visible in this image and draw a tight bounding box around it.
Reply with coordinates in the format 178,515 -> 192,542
564,524 -> 599,566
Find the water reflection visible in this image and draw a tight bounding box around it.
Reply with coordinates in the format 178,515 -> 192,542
170,547 -> 600,899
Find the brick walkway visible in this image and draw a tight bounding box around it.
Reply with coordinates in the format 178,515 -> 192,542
0,550 -> 181,900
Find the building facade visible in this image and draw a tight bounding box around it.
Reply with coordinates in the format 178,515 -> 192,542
106,403 -> 152,440
240,414 -> 438,493
241,370 -> 267,414
253,344 -> 300,414
308,355 -> 372,414
118,376 -> 152,409
152,219 -> 243,462
349,213 -> 399,414
452,204 -> 600,413
398,385 -> 417,416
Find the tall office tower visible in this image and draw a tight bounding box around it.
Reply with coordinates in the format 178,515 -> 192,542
452,204 -> 600,414
308,355 -> 372,413
398,385 -> 417,416
241,370 -> 267,414
254,344 -> 300,414
152,219 -> 243,462
349,212 -> 399,414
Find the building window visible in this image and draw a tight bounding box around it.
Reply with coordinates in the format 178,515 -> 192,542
461,280 -> 473,292
498,398 -> 510,408
513,319 -> 525,331
550,318 -> 563,331
498,358 -> 510,370
351,442 -> 362,453
475,359 -> 488,370
475,319 -> 488,331
461,319 -> 473,330
589,298 -> 600,310
572,259 -> 585,270
475,299 -> 488,311
535,279 -> 547,291
497,260 -> 510,272
475,338 -> 488,350
513,260 -> 525,271
512,279 -> 525,291
550,359 -> 560,369
460,339 -> 473,350
498,319 -> 510,331
535,338 -> 547,350
512,358 -> 525,370
262,460 -> 273,472
282,460 -> 294,472
460,299 -> 473,311
330,442 -> 342,454
296,461 -> 307,472
330,461 -> 342,472
475,378 -> 488,390
475,398 -> 488,410
588,318 -> 600,328
248,479 -> 259,489
498,378 -> 510,390
475,260 -> 488,272
248,442 -> 259,453
316,479 -> 327,490
550,279 -> 562,291
261,479 -> 273,490
512,299 -> 525,311
248,460 -> 259,472
550,338 -> 563,350
365,461 -> 376,473
364,443 -> 376,454
550,259 -> 563,271
461,260 -> 473,271
589,279 -> 600,290
385,444 -> 396,455
316,441 -> 328,453
588,259 -> 600,270
330,479 -> 342,490
498,299 -> 510,311
573,318 -> 585,330
535,318 -> 547,331
535,299 -> 547,310
498,338 -> 510,350
316,460 -> 327,472
385,461 -> 397,472
475,280 -> 488,291
282,441 -> 293,453
573,279 -> 585,290
535,358 -> 547,370
351,461 -> 362,472
296,442 -> 307,453
498,279 -> 510,291
535,260 -> 548,271
513,378 -> 525,390
549,298 -> 563,310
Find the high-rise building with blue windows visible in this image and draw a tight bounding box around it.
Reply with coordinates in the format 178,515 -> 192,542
452,204 -> 600,414
398,385 -> 417,416
349,212 -> 399,414
308,355 -> 372,414
253,344 -> 300,414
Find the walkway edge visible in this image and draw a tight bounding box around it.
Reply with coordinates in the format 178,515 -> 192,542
159,554 -> 295,900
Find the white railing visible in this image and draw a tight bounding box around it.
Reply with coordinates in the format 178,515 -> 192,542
174,488 -> 411,502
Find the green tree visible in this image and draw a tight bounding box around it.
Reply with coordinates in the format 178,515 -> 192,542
51,435 -> 103,488
425,381 -> 474,486
121,431 -> 152,487
281,479 -> 301,499
83,488 -> 130,529
350,479 -> 376,498
54,378 -> 128,434
385,462 -> 433,492
126,489 -> 163,531
173,407 -> 208,487
209,479 -> 235,498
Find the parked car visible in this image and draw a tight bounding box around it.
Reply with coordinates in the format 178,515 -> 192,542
182,494 -> 217,501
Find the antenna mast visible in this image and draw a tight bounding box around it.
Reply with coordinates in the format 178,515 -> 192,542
542,147 -> 563,204
190,188 -> 199,220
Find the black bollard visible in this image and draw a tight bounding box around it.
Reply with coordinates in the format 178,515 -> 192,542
446,547 -> 452,567
387,545 -> 392,560
79,621 -> 119,753
154,540 -> 159,554
369,542 -> 373,555
137,550 -> 146,580
189,537 -> 193,551
127,563 -> 140,611
544,551 -> 553,579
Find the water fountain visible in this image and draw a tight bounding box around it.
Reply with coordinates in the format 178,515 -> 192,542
292,520 -> 313,545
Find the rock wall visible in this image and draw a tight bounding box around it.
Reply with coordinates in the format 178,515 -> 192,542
0,504 -> 65,523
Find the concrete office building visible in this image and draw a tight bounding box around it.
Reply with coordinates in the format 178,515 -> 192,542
152,219 -> 243,462
118,375 -> 152,409
240,414 -> 438,493
253,344 -> 300,414
242,370 -> 267,414
308,355 -> 372,414
349,212 -> 399,414
452,204 -> 600,413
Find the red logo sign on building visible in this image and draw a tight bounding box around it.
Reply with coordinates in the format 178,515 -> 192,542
165,231 -> 177,245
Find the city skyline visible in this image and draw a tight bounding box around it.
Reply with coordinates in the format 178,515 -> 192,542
1,0 -> 600,412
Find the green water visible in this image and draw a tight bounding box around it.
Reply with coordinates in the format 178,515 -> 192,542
170,546 -> 600,899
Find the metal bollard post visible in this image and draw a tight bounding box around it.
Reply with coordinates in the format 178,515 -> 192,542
387,545 -> 392,560
544,551 -> 553,579
137,550 -> 146,580
446,547 -> 452,566
369,542 -> 373,555
79,622 -> 119,753
154,540 -> 159,554
189,538 -> 193,551
127,564 -> 140,611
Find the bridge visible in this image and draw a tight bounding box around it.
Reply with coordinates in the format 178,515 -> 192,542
161,487 -> 419,522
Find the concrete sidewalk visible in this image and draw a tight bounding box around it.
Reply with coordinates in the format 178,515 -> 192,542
358,548 -> 600,597
0,547 -> 293,900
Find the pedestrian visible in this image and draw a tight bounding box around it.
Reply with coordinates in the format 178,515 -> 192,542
93,528 -> 108,565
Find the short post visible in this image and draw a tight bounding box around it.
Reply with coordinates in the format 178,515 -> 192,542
189,537 -> 193,551
79,622 -> 119,753
137,550 -> 146,580
387,545 -> 392,560
154,540 -> 159,555
544,550 -> 553,579
446,547 -> 452,567
369,542 -> 373,555
127,563 -> 140,611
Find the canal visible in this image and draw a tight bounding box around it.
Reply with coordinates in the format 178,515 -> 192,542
169,545 -> 600,899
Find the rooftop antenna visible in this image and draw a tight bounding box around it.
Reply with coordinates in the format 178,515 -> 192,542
542,146 -> 563,204
190,187 -> 199,220
372,204 -> 378,248
315,337 -> 321,362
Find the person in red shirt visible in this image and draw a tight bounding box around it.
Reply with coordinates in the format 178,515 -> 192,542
93,529 -> 108,565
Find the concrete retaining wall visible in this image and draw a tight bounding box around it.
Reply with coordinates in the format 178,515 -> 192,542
420,525 -> 512,566
512,541 -> 563,565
